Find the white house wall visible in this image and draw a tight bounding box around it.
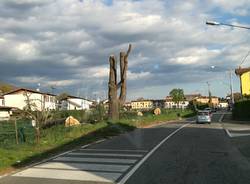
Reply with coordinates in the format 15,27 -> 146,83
165,101 -> 189,109
4,91 -> 56,111
68,98 -> 92,110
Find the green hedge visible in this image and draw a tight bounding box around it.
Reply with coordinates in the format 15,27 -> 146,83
233,100 -> 250,121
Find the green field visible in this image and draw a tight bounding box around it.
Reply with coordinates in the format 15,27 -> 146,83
0,109 -> 194,173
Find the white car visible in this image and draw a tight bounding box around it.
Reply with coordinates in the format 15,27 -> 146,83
196,111 -> 211,124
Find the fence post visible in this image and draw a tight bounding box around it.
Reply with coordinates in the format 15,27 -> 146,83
14,119 -> 19,144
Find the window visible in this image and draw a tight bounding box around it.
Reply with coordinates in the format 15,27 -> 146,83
44,95 -> 49,102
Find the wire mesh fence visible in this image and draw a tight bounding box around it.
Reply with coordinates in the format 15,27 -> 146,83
0,120 -> 35,147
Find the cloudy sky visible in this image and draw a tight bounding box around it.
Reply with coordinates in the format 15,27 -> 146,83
0,0 -> 250,100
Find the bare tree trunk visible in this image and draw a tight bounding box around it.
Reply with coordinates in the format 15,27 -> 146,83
108,44 -> 132,121
119,44 -> 131,106
108,55 -> 119,120
35,127 -> 40,144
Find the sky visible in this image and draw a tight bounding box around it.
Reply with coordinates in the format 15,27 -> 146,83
0,0 -> 250,100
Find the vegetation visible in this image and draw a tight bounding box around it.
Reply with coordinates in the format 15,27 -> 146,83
0,81 -> 16,94
0,108 -> 194,173
169,88 -> 185,108
232,100 -> 250,121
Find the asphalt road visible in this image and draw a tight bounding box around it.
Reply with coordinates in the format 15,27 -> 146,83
1,113 -> 250,184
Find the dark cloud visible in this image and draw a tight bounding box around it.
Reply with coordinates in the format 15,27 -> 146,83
0,0 -> 249,99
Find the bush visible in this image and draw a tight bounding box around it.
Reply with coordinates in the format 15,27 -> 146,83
87,104 -> 107,123
53,110 -> 88,123
120,111 -> 137,119
233,100 -> 250,121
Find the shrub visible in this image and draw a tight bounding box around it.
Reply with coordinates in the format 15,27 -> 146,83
87,104 -> 107,123
233,100 -> 250,121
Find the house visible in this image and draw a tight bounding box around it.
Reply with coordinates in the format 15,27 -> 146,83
124,101 -> 132,110
0,96 -> 4,106
194,96 -> 219,107
131,99 -> 153,110
235,67 -> 250,95
153,99 -> 165,108
3,88 -> 56,111
219,101 -> 229,108
184,94 -> 201,101
0,106 -> 13,121
165,96 -> 189,109
59,95 -> 93,110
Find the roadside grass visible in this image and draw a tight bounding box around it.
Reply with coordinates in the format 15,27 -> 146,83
0,109 -> 193,174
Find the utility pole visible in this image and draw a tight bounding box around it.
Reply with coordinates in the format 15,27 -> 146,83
229,70 -> 235,104
207,82 -> 212,106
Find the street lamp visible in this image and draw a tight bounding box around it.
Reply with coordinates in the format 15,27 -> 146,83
206,20 -> 250,30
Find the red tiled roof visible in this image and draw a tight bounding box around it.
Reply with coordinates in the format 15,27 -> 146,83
235,67 -> 250,75
3,88 -> 56,96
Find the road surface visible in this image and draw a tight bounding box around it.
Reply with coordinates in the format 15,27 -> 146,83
1,112 -> 250,184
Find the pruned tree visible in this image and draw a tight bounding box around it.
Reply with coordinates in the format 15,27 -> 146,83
19,91 -> 53,143
169,88 -> 185,108
108,44 -> 132,120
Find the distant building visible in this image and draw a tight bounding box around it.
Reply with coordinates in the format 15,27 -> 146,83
152,99 -> 165,108
124,101 -> 132,110
59,95 -> 93,110
194,96 -> 219,107
184,94 -> 201,101
3,88 -> 56,111
165,96 -> 189,109
131,99 -> 153,110
235,67 -> 250,95
219,102 -> 229,108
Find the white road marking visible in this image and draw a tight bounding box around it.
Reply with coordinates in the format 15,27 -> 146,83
225,129 -> 250,138
225,129 -> 232,137
35,162 -> 130,172
80,148 -> 148,153
13,168 -> 121,182
117,123 -> 190,184
219,113 -> 225,122
68,152 -> 143,157
54,156 -> 137,164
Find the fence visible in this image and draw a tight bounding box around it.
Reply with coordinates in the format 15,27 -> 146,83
0,120 -> 35,147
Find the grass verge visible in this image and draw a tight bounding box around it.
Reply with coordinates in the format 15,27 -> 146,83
0,109 -> 193,174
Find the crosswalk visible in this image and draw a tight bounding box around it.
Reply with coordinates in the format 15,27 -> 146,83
12,147 -> 148,183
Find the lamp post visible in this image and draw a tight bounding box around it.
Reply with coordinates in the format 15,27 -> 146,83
206,20 -> 250,104
206,21 -> 250,30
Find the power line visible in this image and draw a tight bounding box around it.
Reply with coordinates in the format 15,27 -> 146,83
239,50 -> 250,67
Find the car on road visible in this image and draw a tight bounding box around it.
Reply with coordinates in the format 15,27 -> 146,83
196,110 -> 211,124
204,107 -> 212,113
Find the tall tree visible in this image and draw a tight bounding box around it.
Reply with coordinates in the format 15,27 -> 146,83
169,88 -> 185,108
108,44 -> 132,120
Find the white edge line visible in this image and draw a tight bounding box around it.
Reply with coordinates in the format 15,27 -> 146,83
117,123 -> 190,184
225,129 -> 232,138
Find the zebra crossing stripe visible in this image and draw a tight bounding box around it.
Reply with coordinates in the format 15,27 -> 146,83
80,148 -> 148,153
53,156 -> 137,164
35,162 -> 130,172
67,152 -> 143,157
13,168 -> 121,182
